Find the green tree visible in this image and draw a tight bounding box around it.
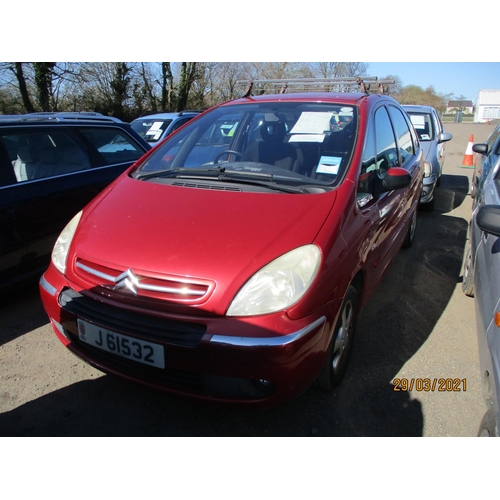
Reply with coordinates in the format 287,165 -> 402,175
33,62 -> 56,111
109,62 -> 131,120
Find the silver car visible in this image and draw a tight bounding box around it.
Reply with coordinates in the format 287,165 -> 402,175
471,123 -> 500,205
462,154 -> 500,436
403,105 -> 453,211
130,111 -> 200,145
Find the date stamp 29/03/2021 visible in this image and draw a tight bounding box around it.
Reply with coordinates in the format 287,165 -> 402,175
392,378 -> 467,392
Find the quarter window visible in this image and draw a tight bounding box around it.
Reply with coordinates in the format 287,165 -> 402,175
77,127 -> 144,165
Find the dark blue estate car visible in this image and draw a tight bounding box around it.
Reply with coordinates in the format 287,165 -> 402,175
0,112 -> 151,288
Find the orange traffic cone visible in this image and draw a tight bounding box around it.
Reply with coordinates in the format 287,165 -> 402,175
462,134 -> 474,167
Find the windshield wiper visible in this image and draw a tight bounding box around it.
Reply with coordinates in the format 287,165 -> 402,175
133,166 -> 226,181
217,171 -> 304,193
135,166 -> 303,193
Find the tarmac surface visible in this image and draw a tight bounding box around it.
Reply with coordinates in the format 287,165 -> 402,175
0,121 -> 496,436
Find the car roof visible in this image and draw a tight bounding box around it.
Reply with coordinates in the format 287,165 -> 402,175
0,112 -> 124,124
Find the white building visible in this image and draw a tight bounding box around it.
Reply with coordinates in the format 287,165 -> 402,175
446,100 -> 474,113
474,89 -> 500,123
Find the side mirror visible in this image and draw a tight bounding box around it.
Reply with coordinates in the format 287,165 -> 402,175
438,132 -> 453,144
476,205 -> 500,237
473,143 -> 489,155
382,167 -> 412,192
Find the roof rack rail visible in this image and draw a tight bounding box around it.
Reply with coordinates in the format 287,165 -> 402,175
1,112 -> 123,123
238,77 -> 395,97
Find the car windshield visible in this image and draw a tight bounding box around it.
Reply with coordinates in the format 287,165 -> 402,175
131,118 -> 173,143
407,112 -> 434,142
134,101 -> 358,189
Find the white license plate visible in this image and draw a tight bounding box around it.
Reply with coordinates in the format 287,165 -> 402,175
77,319 -> 165,369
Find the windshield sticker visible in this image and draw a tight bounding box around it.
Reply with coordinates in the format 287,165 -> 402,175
289,134 -> 326,143
316,156 -> 341,175
409,115 -> 425,129
145,122 -> 164,138
291,112 -> 334,134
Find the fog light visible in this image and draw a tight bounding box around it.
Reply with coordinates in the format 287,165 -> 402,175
254,379 -> 275,394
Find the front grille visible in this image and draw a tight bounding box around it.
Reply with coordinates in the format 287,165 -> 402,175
74,258 -> 214,304
59,288 -> 206,347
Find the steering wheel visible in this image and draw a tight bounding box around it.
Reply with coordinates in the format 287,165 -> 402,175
213,150 -> 252,164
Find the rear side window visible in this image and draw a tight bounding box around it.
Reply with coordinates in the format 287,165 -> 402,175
0,129 -> 92,183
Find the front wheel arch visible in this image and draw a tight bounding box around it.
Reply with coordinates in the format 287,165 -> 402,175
316,285 -> 359,391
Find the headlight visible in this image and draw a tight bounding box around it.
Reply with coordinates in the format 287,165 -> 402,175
423,161 -> 432,177
51,211 -> 82,274
227,245 -> 321,316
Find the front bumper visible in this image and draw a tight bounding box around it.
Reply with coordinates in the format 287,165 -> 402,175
40,268 -> 332,407
420,174 -> 437,204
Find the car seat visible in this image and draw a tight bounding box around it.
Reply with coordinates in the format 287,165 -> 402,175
244,115 -> 298,171
13,146 -> 40,181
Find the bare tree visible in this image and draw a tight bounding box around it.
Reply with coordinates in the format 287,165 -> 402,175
7,63 -> 35,112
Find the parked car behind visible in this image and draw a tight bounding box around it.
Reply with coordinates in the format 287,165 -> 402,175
403,105 -> 452,211
0,113 -> 151,288
130,111 -> 201,145
462,154 -> 500,436
471,123 -> 500,204
40,80 -> 423,407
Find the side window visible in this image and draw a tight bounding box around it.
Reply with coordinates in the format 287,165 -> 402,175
1,129 -> 92,183
0,138 -> 17,186
388,106 -> 414,168
486,127 -> 500,152
403,112 -> 419,148
486,128 -> 500,156
358,106 -> 400,203
170,117 -> 193,134
78,127 -> 145,165
375,106 -> 398,174
433,110 -> 443,136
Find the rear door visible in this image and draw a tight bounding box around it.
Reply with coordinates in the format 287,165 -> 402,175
0,124 -> 148,285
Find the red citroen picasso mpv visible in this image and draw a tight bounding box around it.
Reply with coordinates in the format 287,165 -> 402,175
40,83 -> 423,407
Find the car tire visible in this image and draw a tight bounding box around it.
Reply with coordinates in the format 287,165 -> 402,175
317,285 -> 358,391
420,197 -> 435,212
478,409 -> 498,437
462,242 -> 475,297
402,209 -> 417,249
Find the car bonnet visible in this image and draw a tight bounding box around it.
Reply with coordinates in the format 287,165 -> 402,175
67,175 -> 337,314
